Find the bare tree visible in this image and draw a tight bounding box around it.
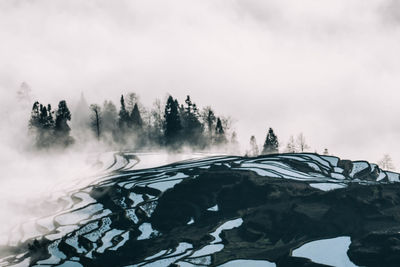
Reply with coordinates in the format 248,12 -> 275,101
90,104 -> 101,141
296,133 -> 310,152
285,135 -> 297,153
378,154 -> 395,171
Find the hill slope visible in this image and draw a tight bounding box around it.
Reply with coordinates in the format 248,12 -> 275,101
1,153 -> 400,267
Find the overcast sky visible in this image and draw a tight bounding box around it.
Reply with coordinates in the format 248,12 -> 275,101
1,0 -> 400,166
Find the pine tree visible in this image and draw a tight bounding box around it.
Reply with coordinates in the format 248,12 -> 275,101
180,95 -> 203,147
164,96 -> 182,147
118,95 -> 130,130
54,100 -> 74,146
214,117 -> 226,145
262,128 -> 279,155
130,103 -> 143,129
202,106 -> 216,139
29,101 -> 41,129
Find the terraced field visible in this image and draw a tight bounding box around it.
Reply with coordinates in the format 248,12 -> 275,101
1,152 -> 400,267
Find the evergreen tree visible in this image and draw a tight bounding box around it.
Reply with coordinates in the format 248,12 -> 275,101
29,101 -> 41,129
54,100 -> 74,146
29,101 -> 56,148
202,106 -> 216,143
164,95 -> 182,147
118,95 -> 130,130
214,117 -> 226,145
130,103 -> 143,129
46,104 -> 54,128
262,128 -> 279,155
181,95 -> 203,147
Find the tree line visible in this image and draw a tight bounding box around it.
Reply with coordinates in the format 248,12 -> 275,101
28,93 -> 237,152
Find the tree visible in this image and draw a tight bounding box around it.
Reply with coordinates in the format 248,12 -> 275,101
125,92 -> 139,113
130,103 -> 143,130
29,101 -> 54,148
285,135 -> 297,153
296,133 -> 310,152
17,82 -> 33,108
202,106 -> 216,138
29,101 -> 41,129
118,95 -> 130,130
214,117 -> 226,145
102,100 -> 118,134
323,148 -> 329,155
54,100 -> 74,146
180,95 -> 204,147
378,154 -> 395,171
229,131 -> 240,154
90,104 -> 101,141
262,128 -> 279,155
164,95 -> 182,147
148,98 -> 164,146
248,135 -> 259,157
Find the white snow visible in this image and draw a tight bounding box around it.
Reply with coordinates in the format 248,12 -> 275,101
292,236 -> 357,267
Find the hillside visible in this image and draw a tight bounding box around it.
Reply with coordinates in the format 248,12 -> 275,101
1,152 -> 400,267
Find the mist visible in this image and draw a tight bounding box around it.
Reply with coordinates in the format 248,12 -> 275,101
2,0 -> 400,245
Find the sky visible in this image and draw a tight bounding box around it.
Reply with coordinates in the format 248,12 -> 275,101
1,0 -> 400,167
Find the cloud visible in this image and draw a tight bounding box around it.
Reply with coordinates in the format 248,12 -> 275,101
0,0 -> 400,167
